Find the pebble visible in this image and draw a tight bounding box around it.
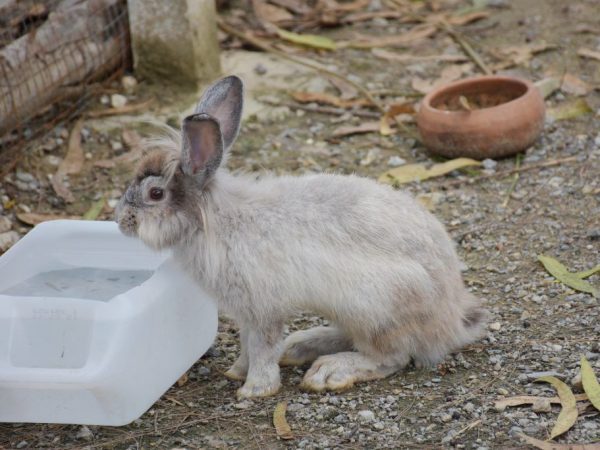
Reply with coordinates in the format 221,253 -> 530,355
121,75 -> 138,94
110,94 -> 127,109
76,425 -> 94,441
234,400 -> 253,410
489,322 -> 501,331
482,159 -> 497,170
0,216 -> 11,233
387,156 -> 406,167
0,231 -> 19,253
15,441 -> 28,449
357,410 -> 375,423
526,371 -> 564,381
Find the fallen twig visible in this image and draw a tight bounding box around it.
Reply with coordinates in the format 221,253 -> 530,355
259,98 -> 380,119
501,153 -> 522,207
439,156 -> 579,189
86,99 -> 154,118
442,22 -> 492,75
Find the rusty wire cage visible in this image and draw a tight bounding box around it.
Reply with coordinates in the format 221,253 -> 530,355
0,0 -> 131,175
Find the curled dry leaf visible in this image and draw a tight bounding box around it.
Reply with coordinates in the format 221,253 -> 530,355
379,102 -> 416,135
379,158 -> 481,185
51,119 -> 85,203
581,356 -> 600,411
535,376 -> 578,440
332,122 -> 380,138
577,48 -> 600,62
273,401 -> 294,440
547,98 -> 593,122
537,255 -> 599,298
494,393 -> 589,412
494,42 -> 555,70
290,91 -> 370,109
16,212 -> 79,226
561,74 -> 591,97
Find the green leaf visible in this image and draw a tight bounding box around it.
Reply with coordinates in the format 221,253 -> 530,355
537,255 -> 600,298
581,356 -> 600,412
534,376 -> 578,440
83,197 -> 106,220
547,98 -> 592,121
275,28 -> 336,50
378,158 -> 481,185
574,264 -> 600,279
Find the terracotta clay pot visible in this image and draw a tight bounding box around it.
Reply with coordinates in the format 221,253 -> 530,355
417,76 -> 545,159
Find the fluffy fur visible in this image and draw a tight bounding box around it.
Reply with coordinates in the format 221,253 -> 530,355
115,76 -> 487,399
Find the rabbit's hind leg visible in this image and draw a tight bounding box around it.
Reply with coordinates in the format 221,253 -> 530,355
280,326 -> 353,366
301,350 -> 408,392
224,328 -> 249,381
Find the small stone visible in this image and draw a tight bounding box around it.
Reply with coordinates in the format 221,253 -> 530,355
489,322 -> 501,331
16,441 -> 28,449
100,95 -> 110,105
520,311 -> 531,320
234,400 -> 253,410
0,231 -> 19,253
15,171 -> 36,184
0,216 -> 11,233
526,370 -> 564,381
441,413 -> 452,422
497,388 -> 509,396
372,421 -> 385,430
76,425 -> 94,441
360,148 -> 380,166
357,410 -> 375,423
111,141 -> 124,152
387,156 -> 406,167
570,371 -> 582,390
482,159 -> 497,170
254,63 -> 267,75
107,199 -> 119,209
110,94 -> 127,109
121,75 -> 138,94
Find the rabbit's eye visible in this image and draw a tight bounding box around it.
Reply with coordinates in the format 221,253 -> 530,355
149,187 -> 164,201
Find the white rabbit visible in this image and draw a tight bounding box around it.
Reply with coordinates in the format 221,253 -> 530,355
116,76 -> 487,399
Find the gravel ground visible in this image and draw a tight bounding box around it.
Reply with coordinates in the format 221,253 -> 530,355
1,0 -> 599,448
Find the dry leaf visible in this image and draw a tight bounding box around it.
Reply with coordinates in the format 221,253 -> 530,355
290,91 -> 370,108
380,102 -> 416,135
341,24 -> 437,49
51,119 -> 85,203
16,212 -> 79,226
518,433 -> 600,450
252,0 -> 294,26
379,158 -> 481,185
494,394 -> 589,411
538,255 -> 599,298
575,265 -> 600,279
275,27 -> 336,50
535,77 -> 561,99
342,10 -> 403,24
332,122 -> 380,138
328,0 -> 371,13
547,99 -> 593,121
176,372 -> 189,387
273,401 -> 294,440
535,376 -> 578,440
372,48 -> 467,63
83,197 -> 106,221
494,42 -> 555,69
561,74 -> 591,96
445,11 -> 490,26
581,356 -> 600,411
411,63 -> 473,94
577,48 -> 600,62
328,77 -> 358,100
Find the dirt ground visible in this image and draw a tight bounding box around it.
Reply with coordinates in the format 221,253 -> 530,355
1,0 -> 599,448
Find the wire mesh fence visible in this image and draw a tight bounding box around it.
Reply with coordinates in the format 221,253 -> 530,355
0,0 -> 131,174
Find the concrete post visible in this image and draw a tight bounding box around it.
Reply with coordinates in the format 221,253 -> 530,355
127,0 -> 221,88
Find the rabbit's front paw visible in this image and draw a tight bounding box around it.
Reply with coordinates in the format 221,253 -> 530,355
237,377 -> 280,399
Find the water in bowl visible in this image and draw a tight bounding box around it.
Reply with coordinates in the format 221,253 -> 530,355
1,267 -> 153,301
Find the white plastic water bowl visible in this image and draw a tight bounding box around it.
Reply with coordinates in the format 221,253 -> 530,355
0,220 -> 218,426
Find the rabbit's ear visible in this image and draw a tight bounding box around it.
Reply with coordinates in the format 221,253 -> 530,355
194,75 -> 243,150
181,113 -> 224,181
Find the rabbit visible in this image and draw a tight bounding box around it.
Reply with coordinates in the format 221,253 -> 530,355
115,75 -> 487,399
